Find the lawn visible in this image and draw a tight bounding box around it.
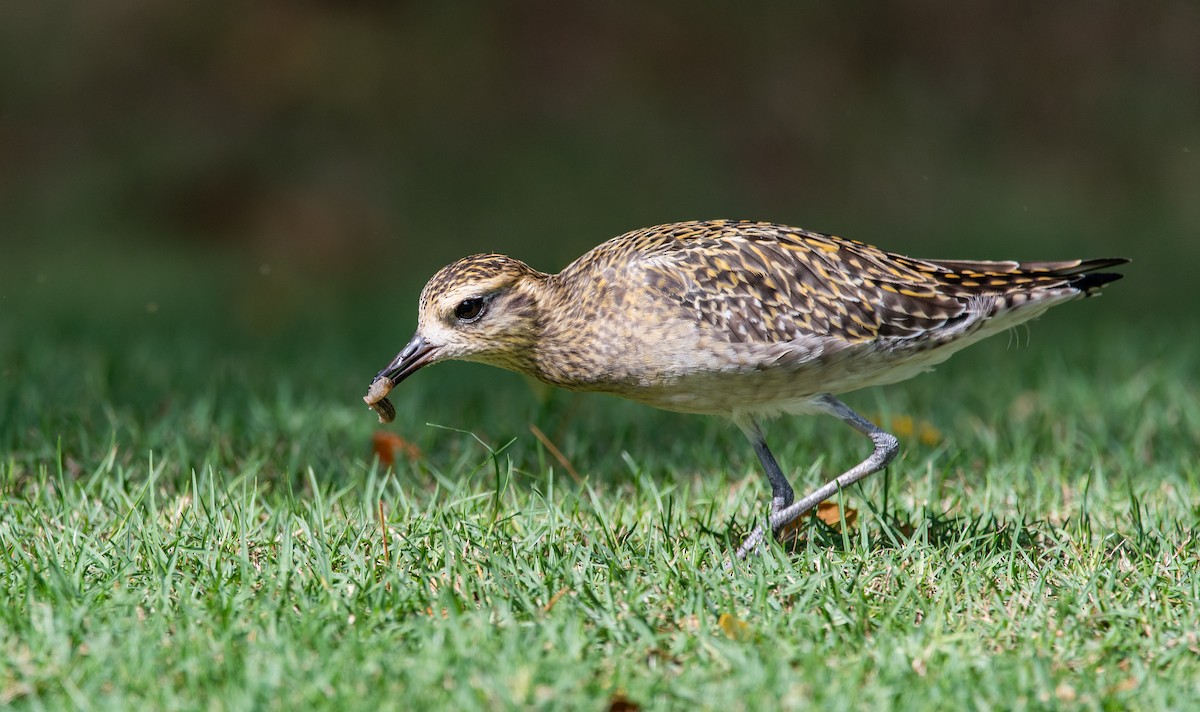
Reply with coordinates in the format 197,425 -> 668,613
2,256 -> 1199,710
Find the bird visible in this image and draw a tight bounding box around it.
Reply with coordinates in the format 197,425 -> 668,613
363,219 -> 1127,558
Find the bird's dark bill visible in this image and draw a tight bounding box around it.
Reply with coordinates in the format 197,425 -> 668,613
375,333 -> 437,385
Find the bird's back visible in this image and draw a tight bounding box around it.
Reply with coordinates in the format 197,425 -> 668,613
539,220 -> 1125,416
561,219 -> 1123,344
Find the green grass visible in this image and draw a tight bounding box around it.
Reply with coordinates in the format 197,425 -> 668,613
2,262 -> 1199,710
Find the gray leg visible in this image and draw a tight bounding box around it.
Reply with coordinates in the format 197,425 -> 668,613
743,420 -> 794,513
735,394 -> 899,559
733,420 -> 794,559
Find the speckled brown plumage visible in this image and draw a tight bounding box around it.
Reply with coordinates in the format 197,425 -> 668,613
364,219 -> 1127,559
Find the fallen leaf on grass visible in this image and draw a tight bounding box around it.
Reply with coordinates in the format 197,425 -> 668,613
916,421 -> 943,446
774,501 -> 860,548
886,414 -> 943,446
1113,677 -> 1139,694
608,693 -> 641,711
371,431 -> 421,466
889,520 -> 919,539
817,501 -> 858,530
718,613 -> 752,640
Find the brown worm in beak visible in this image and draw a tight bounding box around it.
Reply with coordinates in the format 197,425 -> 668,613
364,377 -> 396,423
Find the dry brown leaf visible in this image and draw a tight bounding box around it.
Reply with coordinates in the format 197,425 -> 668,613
917,420 -> 943,446
718,613 -> 751,640
873,413 -> 942,446
817,501 -> 858,530
889,414 -> 916,438
608,693 -> 641,712
1114,676 -> 1138,693
371,431 -> 421,466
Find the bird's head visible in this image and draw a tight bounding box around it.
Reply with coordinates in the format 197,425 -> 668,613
371,254 -> 549,390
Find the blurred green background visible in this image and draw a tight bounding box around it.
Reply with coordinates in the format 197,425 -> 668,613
1,2 -> 1196,423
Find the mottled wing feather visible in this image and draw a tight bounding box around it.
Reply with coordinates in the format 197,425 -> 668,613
610,220 -> 1124,345
624,221 -> 963,343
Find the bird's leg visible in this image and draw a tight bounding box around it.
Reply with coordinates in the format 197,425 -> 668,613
735,395 -> 898,559
747,422 -> 794,513
734,420 -> 794,559
768,395 -> 898,541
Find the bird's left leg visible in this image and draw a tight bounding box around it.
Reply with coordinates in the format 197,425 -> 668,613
734,419 -> 794,558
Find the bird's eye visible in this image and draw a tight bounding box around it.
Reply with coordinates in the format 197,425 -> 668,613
454,297 -> 486,322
